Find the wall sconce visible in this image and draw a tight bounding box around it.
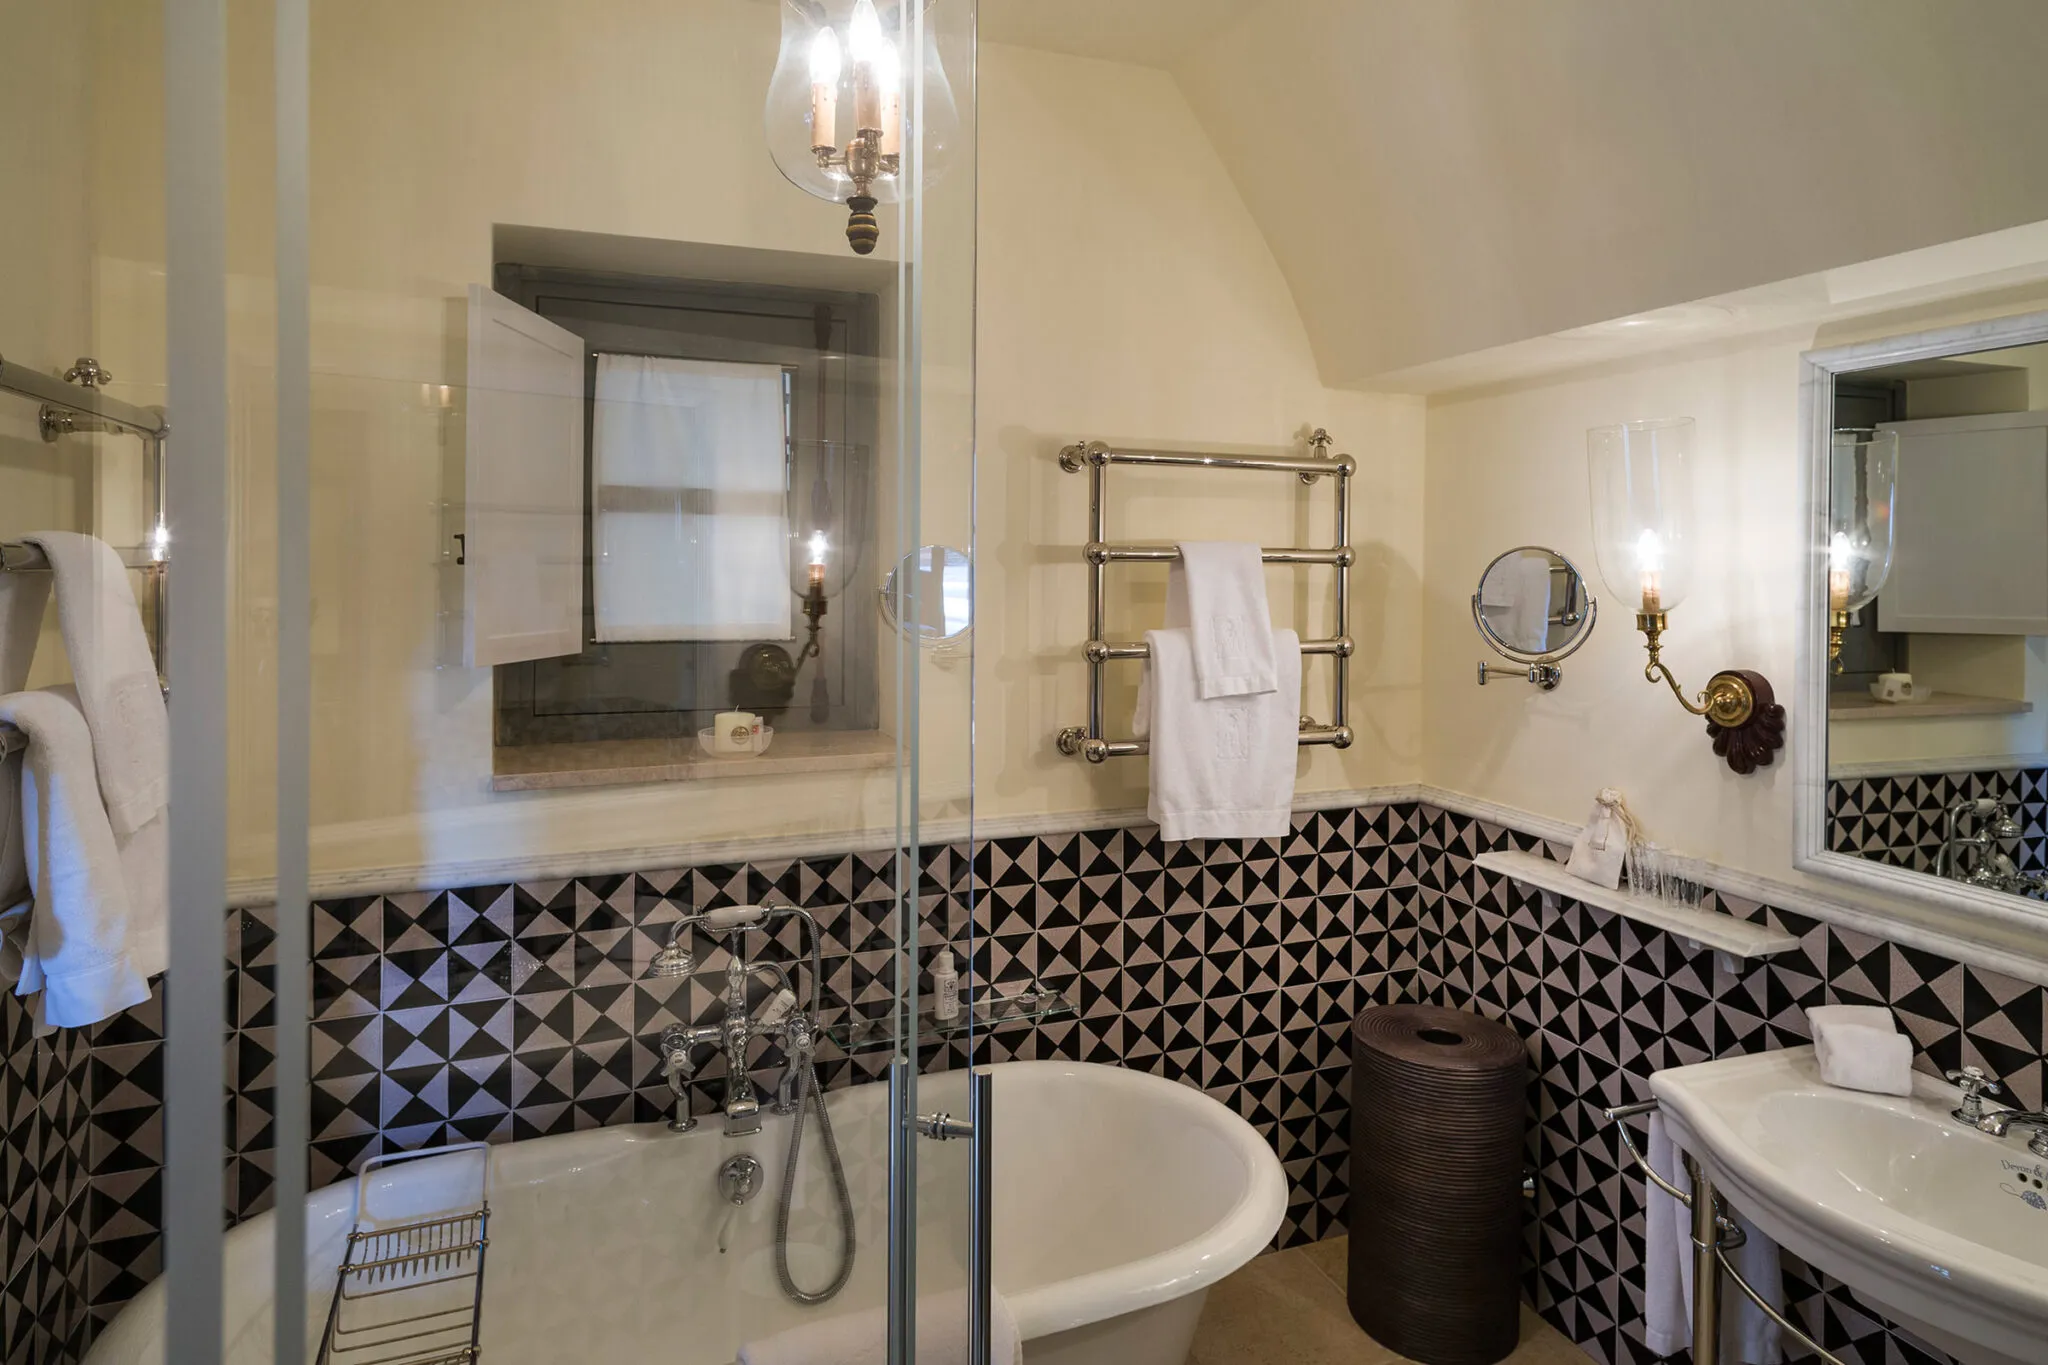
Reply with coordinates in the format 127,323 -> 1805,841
1586,417 -> 1786,774
765,0 -> 960,254
1826,429 -> 1898,673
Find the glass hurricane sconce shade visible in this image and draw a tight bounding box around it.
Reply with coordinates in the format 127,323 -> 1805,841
1826,429 -> 1899,672
1587,417 -> 1697,615
766,0 -> 961,255
1585,417 -> 1786,775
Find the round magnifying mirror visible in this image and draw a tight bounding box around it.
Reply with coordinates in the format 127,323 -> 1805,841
1471,545 -> 1597,663
880,545 -> 973,646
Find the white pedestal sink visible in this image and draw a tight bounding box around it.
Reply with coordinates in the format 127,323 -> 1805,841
1651,1048 -> 2048,1365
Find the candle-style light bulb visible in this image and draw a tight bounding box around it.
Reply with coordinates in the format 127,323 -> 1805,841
808,26 -> 841,153
1828,530 -> 1853,611
1635,528 -> 1666,613
848,0 -> 883,130
875,39 -> 903,159
847,0 -> 882,64
808,529 -> 829,588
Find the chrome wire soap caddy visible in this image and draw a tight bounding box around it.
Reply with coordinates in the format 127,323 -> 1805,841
317,1144 -> 491,1365
1053,429 -> 1355,762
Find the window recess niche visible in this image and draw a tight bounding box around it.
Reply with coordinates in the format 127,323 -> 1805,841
450,242 -> 891,788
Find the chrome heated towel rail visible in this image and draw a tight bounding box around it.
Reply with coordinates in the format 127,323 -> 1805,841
1053,429 -> 1355,763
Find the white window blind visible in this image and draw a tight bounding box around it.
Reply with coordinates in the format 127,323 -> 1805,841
591,354 -> 792,642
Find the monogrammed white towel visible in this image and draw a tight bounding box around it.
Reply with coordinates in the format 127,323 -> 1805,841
1137,626 -> 1300,842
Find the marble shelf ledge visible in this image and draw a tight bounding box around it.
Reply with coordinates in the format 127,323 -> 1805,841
1473,849 -> 1800,962
491,729 -> 896,792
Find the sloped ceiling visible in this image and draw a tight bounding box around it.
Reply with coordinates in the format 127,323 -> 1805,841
983,0 -> 2048,388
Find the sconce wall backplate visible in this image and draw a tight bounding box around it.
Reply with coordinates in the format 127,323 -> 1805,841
1703,669 -> 1786,775
1634,613 -> 1786,775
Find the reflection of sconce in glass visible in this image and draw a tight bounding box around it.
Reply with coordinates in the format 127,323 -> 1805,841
1827,429 -> 1898,674
1587,417 -> 1786,774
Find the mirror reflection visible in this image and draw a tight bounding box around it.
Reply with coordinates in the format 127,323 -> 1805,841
1827,339 -> 2048,899
880,544 -> 973,644
1472,546 -> 1595,660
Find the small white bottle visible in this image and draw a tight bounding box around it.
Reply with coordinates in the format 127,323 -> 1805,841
932,949 -> 961,1022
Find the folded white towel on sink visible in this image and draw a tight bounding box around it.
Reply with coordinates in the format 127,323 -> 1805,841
1808,1004 -> 1914,1097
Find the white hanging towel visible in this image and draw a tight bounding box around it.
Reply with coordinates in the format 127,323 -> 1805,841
1135,627 -> 1301,842
589,353 -> 792,642
0,689 -> 160,1032
1171,541 -> 1277,699
18,531 -> 167,838
0,569 -> 52,911
1644,1112 -> 1784,1364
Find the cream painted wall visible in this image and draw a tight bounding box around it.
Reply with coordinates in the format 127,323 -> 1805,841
975,44 -> 1426,826
1424,285 -> 2048,965
0,0 -> 97,689
1425,341 -> 1809,871
1174,0 -> 2048,384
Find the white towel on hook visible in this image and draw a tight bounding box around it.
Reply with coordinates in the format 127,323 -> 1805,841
19,532 -> 166,838
0,689 -> 159,1032
1168,542 -> 1277,699
1135,626 -> 1301,842
1644,1112 -> 1784,1364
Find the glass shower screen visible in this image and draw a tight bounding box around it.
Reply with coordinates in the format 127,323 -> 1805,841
142,2 -> 980,1364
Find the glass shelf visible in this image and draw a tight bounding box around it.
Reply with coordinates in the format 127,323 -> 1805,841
824,981 -> 1076,1056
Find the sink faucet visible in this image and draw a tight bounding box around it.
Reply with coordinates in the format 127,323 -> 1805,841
1979,1108 -> 2048,1159
1948,1066 -> 2048,1158
646,897 -> 825,1138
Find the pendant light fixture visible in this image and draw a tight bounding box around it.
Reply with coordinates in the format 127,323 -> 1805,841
765,1 -> 959,254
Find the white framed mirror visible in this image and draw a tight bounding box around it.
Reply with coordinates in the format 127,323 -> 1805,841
1798,308 -> 2048,931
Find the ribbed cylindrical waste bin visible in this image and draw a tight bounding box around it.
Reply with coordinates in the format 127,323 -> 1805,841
1348,1003 -> 1529,1365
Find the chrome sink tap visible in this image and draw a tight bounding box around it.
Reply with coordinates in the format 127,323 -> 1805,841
1980,1108 -> 2048,1159
1949,1066 -> 2048,1157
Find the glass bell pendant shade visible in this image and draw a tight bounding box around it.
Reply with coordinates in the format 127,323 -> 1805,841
765,0 -> 961,211
1827,428 -> 1898,614
1587,417 -> 1697,616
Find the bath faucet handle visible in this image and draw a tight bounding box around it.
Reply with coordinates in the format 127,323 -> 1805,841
1946,1065 -> 2005,1123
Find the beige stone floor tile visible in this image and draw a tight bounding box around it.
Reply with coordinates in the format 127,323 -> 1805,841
1188,1246 -> 1400,1365
1300,1234 -> 1349,1291
1190,1240 -> 1593,1365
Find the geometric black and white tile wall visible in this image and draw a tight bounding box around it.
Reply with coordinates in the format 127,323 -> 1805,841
1417,804 -> 2043,1365
0,990 -> 91,1365
1830,765 -> 2048,879
17,798 -> 2047,1365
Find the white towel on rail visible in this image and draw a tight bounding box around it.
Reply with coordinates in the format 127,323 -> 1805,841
0,570 -> 51,912
1644,1112 -> 1784,1364
19,532 -> 167,838
1135,626 -> 1300,842
1169,541 -> 1277,699
0,688 -> 159,1032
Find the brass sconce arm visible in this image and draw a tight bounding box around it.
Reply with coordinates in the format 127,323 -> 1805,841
1634,611 -> 1785,774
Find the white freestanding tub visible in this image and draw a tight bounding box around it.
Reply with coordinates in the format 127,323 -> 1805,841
85,1061 -> 1287,1365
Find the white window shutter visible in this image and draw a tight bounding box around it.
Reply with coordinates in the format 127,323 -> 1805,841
462,284 -> 587,667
